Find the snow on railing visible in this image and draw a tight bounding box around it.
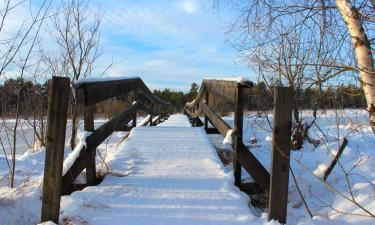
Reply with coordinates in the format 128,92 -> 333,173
62,131 -> 91,176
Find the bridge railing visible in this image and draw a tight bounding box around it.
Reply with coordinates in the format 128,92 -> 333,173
41,76 -> 172,223
184,79 -> 270,191
184,79 -> 293,224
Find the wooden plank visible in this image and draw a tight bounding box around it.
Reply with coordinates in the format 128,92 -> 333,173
201,103 -> 231,135
132,113 -> 137,127
203,79 -> 254,103
61,102 -> 141,194
268,86 -> 293,224
80,78 -> 140,105
61,146 -> 89,195
86,102 -> 139,152
237,143 -> 270,191
201,102 -> 270,191
41,76 -> 70,223
74,77 -> 171,112
233,85 -> 243,186
204,90 -> 209,130
323,138 -> 348,181
132,90 -> 138,127
205,127 -> 220,134
238,182 -> 265,195
84,103 -> 96,186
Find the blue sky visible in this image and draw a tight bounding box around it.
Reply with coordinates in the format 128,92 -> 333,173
89,0 -> 254,91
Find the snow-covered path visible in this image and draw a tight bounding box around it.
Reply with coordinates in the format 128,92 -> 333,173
60,115 -> 262,225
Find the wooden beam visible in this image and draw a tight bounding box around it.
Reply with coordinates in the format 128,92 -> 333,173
268,86 -> 293,224
233,85 -> 244,186
78,78 -> 140,105
83,103 -> 96,186
201,103 -> 231,135
61,102 -> 140,194
203,79 -> 254,103
204,90 -> 209,130
205,127 -> 220,134
323,138 -> 348,181
237,143 -> 270,192
201,102 -> 270,191
238,182 -> 265,195
75,78 -> 171,113
41,76 -> 70,223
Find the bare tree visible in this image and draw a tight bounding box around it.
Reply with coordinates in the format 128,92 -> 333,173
0,0 -> 52,187
46,0 -> 102,149
216,0 -> 375,130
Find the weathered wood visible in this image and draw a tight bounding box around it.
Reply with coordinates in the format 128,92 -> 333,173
268,86 -> 293,224
84,103 -> 96,186
77,78 -> 139,105
323,138 -> 348,181
74,78 -> 170,111
41,76 -> 70,223
132,113 -> 137,127
205,127 -> 220,134
201,102 -> 270,191
132,90 -> 138,127
237,143 -> 270,191
233,85 -> 244,186
204,90 -> 209,130
203,79 -> 254,103
62,102 -> 141,194
201,103 -> 231,135
238,182 -> 265,195
61,145 -> 89,195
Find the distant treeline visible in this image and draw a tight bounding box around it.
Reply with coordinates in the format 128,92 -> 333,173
153,82 -> 366,113
249,82 -> 366,110
0,78 -> 366,118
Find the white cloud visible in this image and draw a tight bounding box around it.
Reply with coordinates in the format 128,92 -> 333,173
181,1 -> 197,14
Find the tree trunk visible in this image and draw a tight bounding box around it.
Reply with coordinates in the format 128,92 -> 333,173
336,0 -> 375,131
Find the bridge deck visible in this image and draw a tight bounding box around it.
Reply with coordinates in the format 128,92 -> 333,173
60,115 -> 262,225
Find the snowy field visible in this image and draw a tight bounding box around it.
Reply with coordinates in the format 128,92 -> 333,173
0,110 -> 374,225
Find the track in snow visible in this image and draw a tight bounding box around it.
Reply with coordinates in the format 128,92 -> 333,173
60,115 -> 262,225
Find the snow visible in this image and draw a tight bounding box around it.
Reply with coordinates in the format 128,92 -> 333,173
74,76 -> 139,87
223,129 -> 234,145
151,115 -> 160,124
37,221 -> 57,225
60,115 -> 264,224
204,77 -> 249,83
157,114 -> 192,127
137,115 -> 151,127
62,131 -> 91,176
1,111 -> 375,225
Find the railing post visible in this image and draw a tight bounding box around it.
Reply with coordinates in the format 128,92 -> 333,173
132,90 -> 138,127
268,86 -> 293,224
204,90 -> 209,130
233,84 -> 244,186
84,93 -> 96,186
41,76 -> 70,224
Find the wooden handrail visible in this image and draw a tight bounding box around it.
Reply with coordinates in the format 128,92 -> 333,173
185,79 -> 253,109
61,100 -> 169,194
61,77 -> 172,195
74,77 -> 171,108
184,79 -> 270,192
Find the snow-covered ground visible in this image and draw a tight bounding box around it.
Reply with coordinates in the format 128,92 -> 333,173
0,111 -> 374,224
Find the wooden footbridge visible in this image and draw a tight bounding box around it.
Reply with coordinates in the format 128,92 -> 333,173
40,77 -> 293,225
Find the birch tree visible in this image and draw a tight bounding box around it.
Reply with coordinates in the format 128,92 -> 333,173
216,0 -> 375,131
336,0 -> 375,130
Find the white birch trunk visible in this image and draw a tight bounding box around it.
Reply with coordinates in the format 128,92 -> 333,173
337,0 -> 375,131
